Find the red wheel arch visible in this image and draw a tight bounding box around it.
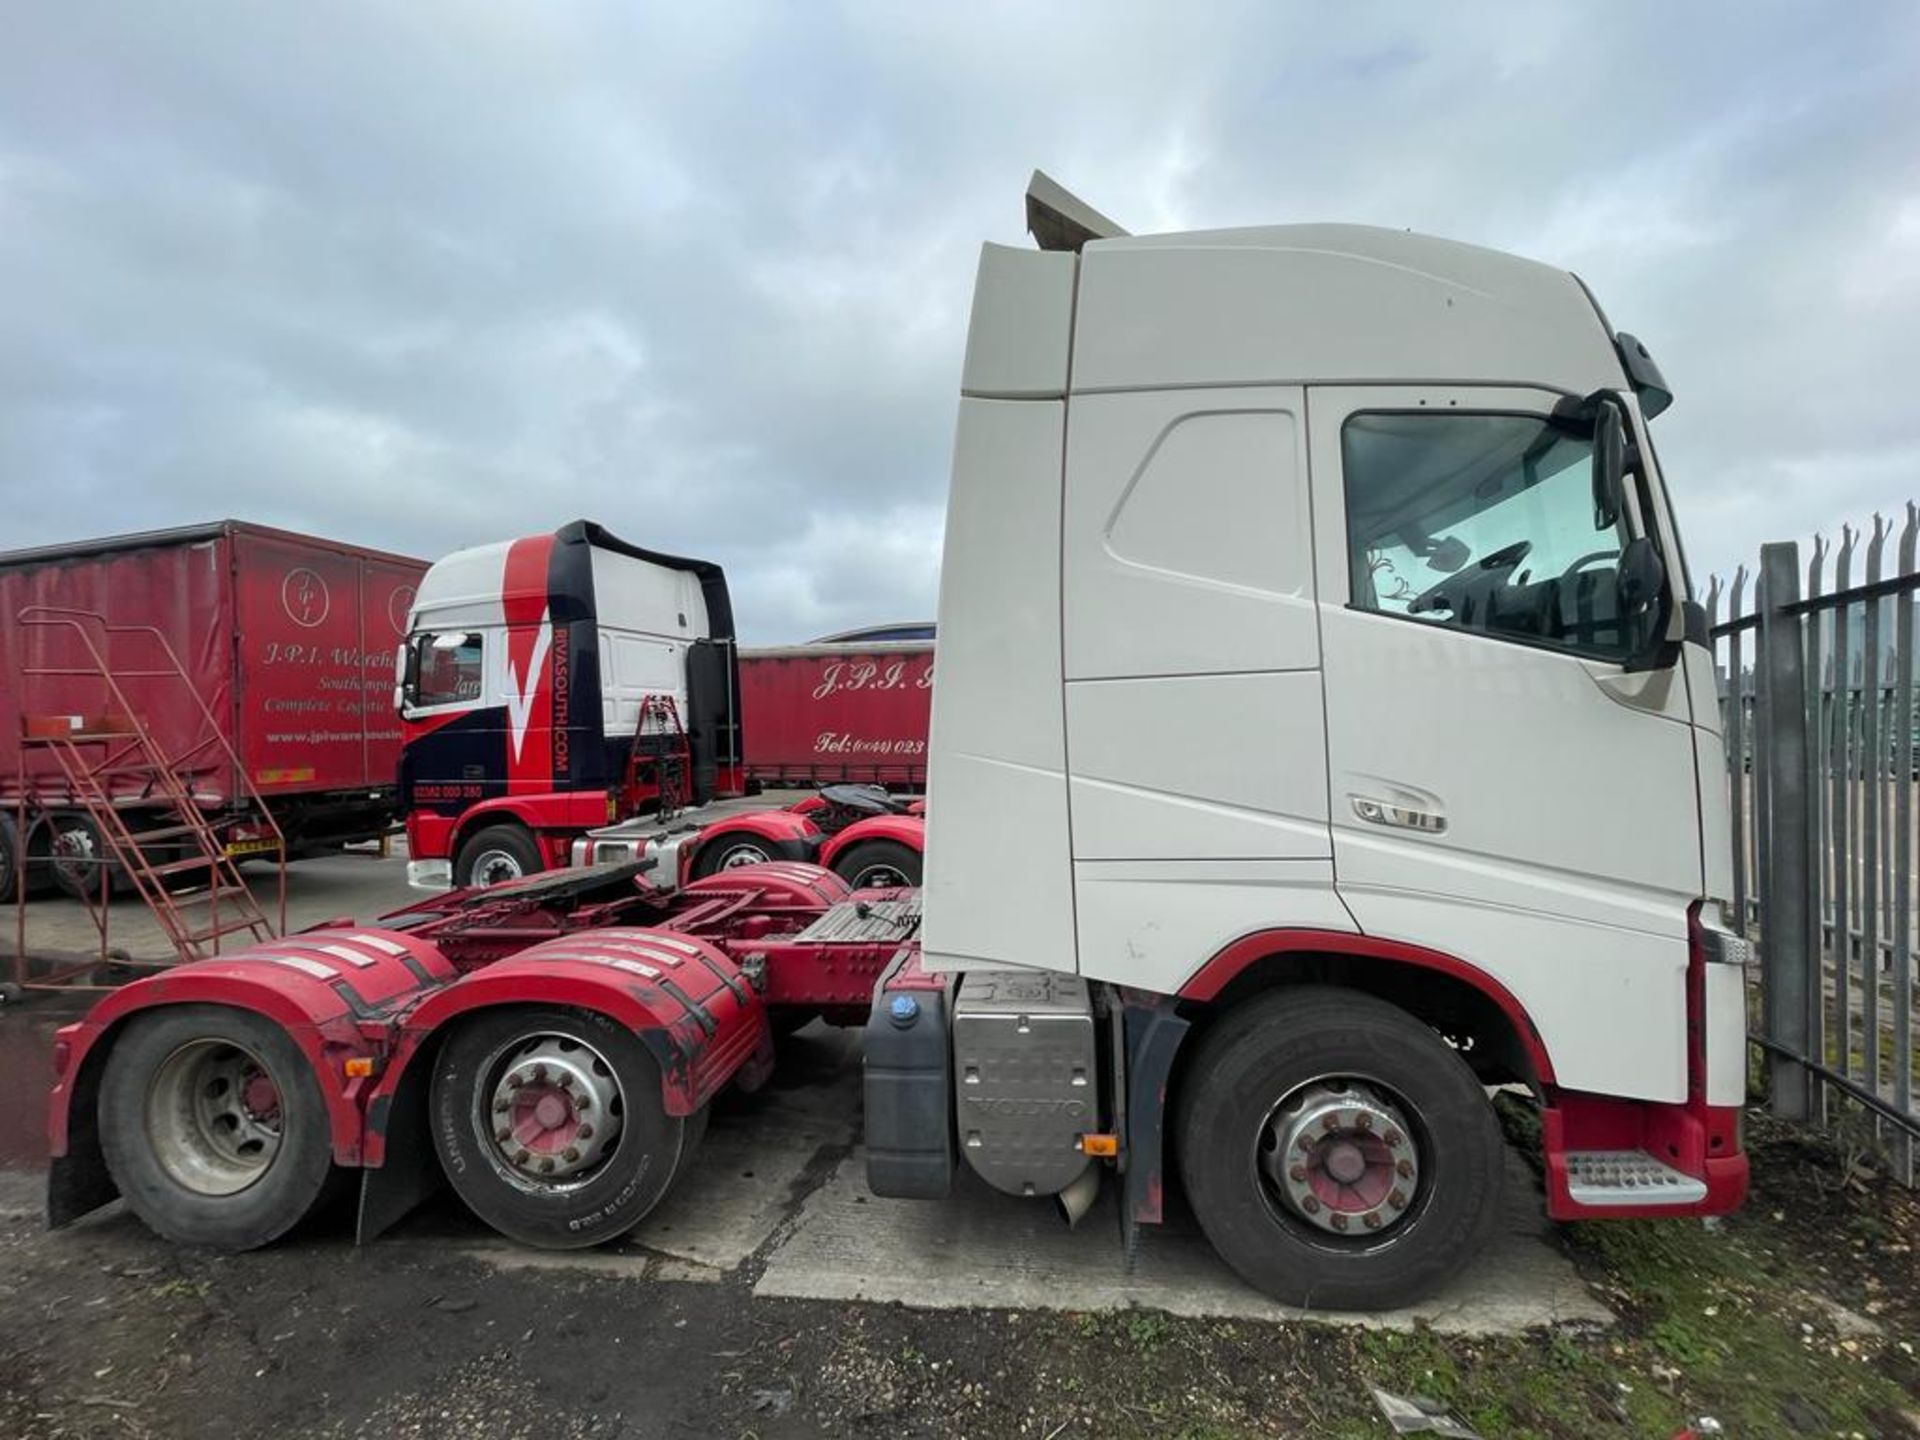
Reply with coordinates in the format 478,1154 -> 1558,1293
816,812 -> 925,872
1177,928 -> 1557,1086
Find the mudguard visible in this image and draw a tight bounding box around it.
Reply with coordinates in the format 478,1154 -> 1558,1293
369,926 -> 768,1157
681,859 -> 852,911
47,928 -> 456,1227
817,812 -> 925,872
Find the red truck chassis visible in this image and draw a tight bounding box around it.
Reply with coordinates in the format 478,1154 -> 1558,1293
47,861 -> 931,1249
43,860 -> 1743,1287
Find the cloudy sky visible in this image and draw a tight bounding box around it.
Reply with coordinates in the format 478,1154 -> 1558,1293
2,4 -> 1916,640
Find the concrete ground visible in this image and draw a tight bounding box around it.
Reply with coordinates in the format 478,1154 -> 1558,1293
2,847 -> 1606,1341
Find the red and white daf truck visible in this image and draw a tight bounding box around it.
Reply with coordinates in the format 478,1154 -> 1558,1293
42,174 -> 1747,1310
393,522 -> 925,892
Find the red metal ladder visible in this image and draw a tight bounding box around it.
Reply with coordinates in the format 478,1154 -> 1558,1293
627,693 -> 692,820
11,607 -> 286,986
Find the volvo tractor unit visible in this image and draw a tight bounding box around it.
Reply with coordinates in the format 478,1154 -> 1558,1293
44,174 -> 1746,1311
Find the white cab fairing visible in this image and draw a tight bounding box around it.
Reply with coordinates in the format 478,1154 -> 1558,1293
921,245 -> 1080,975
588,545 -> 710,741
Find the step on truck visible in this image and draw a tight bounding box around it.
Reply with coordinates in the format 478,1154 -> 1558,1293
44,173 -> 1748,1310
395,520 -> 924,892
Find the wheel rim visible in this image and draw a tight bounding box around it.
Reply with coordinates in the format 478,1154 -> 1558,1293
1257,1078 -> 1424,1243
471,849 -> 526,887
145,1040 -> 284,1196
850,862 -> 910,889
476,1033 -> 625,1190
717,843 -> 771,870
53,822 -> 104,889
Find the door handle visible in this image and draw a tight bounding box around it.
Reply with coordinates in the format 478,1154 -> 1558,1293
1350,795 -> 1447,834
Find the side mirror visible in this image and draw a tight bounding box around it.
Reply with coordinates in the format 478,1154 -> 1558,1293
1617,535 -> 1674,672
396,640 -> 417,714
1592,398 -> 1626,531
1618,535 -> 1665,615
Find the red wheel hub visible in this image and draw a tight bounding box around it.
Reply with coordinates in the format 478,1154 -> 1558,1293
508,1085 -> 582,1155
1303,1132 -> 1396,1212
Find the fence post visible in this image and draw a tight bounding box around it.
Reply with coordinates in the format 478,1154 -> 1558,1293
1759,541 -> 1813,1120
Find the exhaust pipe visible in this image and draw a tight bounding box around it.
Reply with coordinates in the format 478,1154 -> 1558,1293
1055,1162 -> 1102,1228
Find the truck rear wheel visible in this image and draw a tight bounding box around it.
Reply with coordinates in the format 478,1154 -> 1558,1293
453,824 -> 542,889
429,1007 -> 698,1249
98,1005 -> 340,1249
0,814 -> 18,902
689,834 -> 774,878
1175,986 -> 1503,1311
832,838 -> 921,890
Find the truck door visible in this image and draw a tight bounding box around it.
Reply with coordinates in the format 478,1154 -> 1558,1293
1061,387 -> 1347,990
1306,386 -> 1703,1102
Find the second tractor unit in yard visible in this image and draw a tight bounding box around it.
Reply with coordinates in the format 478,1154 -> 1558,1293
43,174 -> 1746,1309
395,520 -> 925,893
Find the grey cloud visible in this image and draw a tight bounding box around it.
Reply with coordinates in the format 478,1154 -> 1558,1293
1,3 -> 1917,639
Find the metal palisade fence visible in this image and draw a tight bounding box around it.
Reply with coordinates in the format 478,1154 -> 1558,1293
1708,506 -> 1920,1182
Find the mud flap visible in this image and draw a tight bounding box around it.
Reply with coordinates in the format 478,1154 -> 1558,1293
47,1150 -> 117,1230
356,1066 -> 444,1244
1119,1001 -> 1189,1269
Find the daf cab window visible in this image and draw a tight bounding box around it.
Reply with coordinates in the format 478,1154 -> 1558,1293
1343,411 -> 1654,663
406,631 -> 485,710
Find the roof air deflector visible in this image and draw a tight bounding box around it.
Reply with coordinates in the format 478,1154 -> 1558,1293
1025,170 -> 1129,253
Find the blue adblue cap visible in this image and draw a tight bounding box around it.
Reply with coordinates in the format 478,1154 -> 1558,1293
888,993 -> 920,1027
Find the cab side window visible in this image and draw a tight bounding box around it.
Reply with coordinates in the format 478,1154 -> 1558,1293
1343,412 -> 1640,662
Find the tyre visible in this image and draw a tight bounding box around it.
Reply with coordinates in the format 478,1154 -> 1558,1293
98,1005 -> 340,1249
1175,986 -> 1503,1311
0,814 -> 17,903
689,833 -> 775,879
453,823 -> 543,889
429,1006 -> 699,1249
48,813 -> 130,900
832,838 -> 921,890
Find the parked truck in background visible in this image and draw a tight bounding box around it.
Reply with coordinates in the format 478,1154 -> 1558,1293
43,173 -> 1748,1311
396,521 -> 927,891
0,522 -> 426,901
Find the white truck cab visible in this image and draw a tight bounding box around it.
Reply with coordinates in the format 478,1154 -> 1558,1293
906,174 -> 1744,1305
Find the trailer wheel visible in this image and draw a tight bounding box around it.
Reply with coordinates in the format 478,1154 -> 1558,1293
48,813 -> 130,900
453,824 -> 543,889
98,1005 -> 340,1249
1175,985 -> 1503,1311
430,1007 -> 698,1249
832,838 -> 921,891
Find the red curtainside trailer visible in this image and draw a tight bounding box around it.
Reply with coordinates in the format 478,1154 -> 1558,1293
0,522 -> 427,897
737,642 -> 933,790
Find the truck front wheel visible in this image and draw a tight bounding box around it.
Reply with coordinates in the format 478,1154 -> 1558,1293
98,1005 -> 341,1249
453,823 -> 542,889
429,1007 -> 700,1249
1175,986 -> 1503,1311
